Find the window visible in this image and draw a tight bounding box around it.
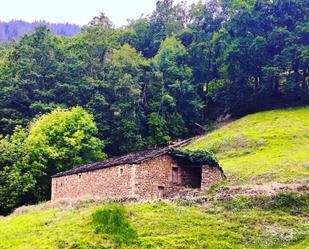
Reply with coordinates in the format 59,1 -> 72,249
120,168 -> 124,174
172,167 -> 179,184
79,174 -> 82,179
158,186 -> 164,198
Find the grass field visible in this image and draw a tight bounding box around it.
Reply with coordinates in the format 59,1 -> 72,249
186,107 -> 309,186
0,193 -> 308,249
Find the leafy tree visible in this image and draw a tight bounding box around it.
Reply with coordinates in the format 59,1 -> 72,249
147,112 -> 170,145
156,36 -> 203,133
26,107 -> 105,199
89,12 -> 114,29
0,107 -> 105,213
0,26 -> 85,133
0,127 -> 38,214
121,0 -> 186,57
102,44 -> 145,154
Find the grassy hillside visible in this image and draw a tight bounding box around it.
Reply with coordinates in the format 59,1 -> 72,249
1,107 -> 309,249
187,107 -> 309,186
0,194 -> 308,249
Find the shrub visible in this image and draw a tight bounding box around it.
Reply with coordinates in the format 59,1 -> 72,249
268,192 -> 309,211
92,204 -> 138,246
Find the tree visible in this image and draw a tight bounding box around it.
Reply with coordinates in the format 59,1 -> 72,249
121,0 -> 186,58
88,12 -> 113,29
0,26 -> 86,133
146,113 -> 170,145
102,44 -> 146,154
156,36 -> 203,134
0,127 -> 38,214
27,106 -> 105,172
0,107 -> 105,213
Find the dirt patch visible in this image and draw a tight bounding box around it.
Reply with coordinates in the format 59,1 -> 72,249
216,183 -> 309,200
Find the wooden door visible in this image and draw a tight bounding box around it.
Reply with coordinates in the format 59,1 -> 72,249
158,186 -> 164,198
172,167 -> 179,184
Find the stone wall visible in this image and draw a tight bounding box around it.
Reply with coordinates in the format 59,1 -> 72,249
51,155 -> 177,201
51,155 -> 225,201
201,165 -> 224,190
51,163 -> 135,200
133,155 -> 177,199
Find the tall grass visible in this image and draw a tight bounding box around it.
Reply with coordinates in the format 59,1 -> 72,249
92,204 -> 138,246
220,192 -> 309,213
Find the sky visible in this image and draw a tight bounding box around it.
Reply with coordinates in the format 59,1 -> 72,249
0,0 -> 200,27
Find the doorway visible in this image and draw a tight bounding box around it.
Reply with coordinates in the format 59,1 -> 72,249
181,166 -> 202,188
172,167 -> 179,184
158,186 -> 164,198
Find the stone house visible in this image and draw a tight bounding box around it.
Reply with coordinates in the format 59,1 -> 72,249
51,146 -> 225,201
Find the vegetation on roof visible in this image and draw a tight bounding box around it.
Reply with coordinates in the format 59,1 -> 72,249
169,148 -> 219,167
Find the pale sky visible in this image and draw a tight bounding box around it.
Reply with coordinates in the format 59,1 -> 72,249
0,0 -> 201,27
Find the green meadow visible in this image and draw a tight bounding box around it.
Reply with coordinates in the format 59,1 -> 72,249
0,194 -> 308,249
186,107 -> 309,185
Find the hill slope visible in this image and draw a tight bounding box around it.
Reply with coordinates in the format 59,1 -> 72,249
0,196 -> 308,249
187,107 -> 309,186
0,107 -> 308,249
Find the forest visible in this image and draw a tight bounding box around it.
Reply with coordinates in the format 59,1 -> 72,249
0,0 -> 308,214
0,20 -> 80,42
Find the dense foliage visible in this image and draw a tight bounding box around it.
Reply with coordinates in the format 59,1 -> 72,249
0,0 -> 308,155
0,0 -> 308,212
0,107 -> 104,213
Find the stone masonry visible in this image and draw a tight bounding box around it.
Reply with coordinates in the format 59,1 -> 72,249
201,165 -> 225,190
51,150 -> 225,201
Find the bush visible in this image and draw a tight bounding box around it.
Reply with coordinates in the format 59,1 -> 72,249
268,192 -> 309,211
92,204 -> 138,246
